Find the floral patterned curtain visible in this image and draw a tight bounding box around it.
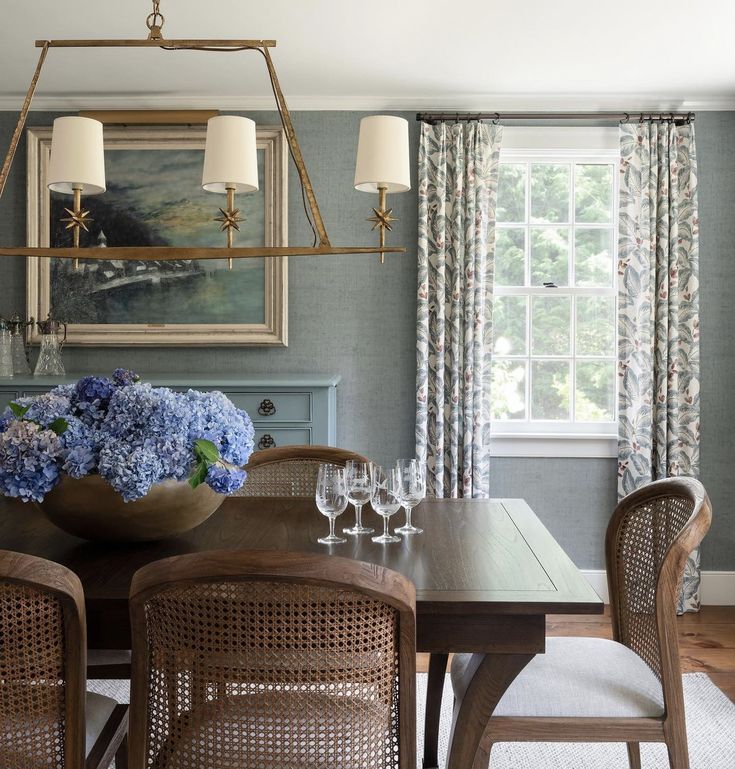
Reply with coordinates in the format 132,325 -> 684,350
617,120 -> 701,612
416,122 -> 502,498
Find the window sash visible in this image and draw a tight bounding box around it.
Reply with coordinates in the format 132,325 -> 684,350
492,149 -> 619,440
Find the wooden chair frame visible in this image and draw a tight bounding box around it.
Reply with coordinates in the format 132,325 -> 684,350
244,444 -> 371,471
128,549 -> 416,769
238,444 -> 372,497
0,550 -> 128,769
468,477 -> 712,769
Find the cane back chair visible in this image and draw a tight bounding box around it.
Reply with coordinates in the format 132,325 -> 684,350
451,477 -> 712,769
238,444 -> 371,497
0,550 -> 128,769
128,549 -> 416,769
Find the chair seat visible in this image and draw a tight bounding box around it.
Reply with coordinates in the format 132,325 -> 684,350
161,691 -> 392,769
493,637 -> 665,718
86,691 -> 118,756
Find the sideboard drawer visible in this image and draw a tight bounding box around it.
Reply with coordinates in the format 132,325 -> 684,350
226,391 -> 311,423
253,426 -> 311,450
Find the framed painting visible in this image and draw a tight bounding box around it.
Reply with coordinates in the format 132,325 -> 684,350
26,124 -> 287,346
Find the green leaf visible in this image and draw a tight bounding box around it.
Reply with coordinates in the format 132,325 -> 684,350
188,460 -> 208,490
8,402 -> 30,418
193,438 -> 220,464
48,418 -> 68,436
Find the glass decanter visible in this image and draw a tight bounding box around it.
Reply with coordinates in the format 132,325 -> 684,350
34,312 -> 67,376
0,318 -> 13,378
8,313 -> 32,375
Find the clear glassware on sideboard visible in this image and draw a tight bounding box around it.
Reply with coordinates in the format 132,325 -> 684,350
8,313 -> 32,375
34,313 -> 67,377
0,319 -> 13,378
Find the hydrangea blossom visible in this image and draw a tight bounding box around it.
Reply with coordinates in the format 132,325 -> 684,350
0,421 -> 62,502
0,371 -> 254,503
112,368 -> 139,387
206,464 -> 247,495
74,375 -> 115,406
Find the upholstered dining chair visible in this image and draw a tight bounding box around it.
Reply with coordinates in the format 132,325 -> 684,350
0,549 -> 129,769
128,549 -> 416,769
451,477 -> 712,769
237,444 -> 371,496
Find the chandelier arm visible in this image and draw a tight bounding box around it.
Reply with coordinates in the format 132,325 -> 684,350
261,47 -> 331,248
0,42 -> 49,200
34,39 -> 277,48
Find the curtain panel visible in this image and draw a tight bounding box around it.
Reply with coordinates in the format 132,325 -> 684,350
415,122 -> 502,498
617,121 -> 701,612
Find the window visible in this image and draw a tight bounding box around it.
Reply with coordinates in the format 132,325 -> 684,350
490,129 -> 619,457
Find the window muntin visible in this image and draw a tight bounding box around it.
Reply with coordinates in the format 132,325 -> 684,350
492,150 -> 618,435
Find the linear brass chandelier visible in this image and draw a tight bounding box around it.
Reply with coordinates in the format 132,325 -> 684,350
0,0 -> 409,265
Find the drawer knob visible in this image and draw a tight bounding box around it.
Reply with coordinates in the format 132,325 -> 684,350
257,398 -> 277,416
258,433 -> 276,450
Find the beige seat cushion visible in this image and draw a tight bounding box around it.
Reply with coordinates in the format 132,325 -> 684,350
86,691 -> 118,756
493,637 -> 665,718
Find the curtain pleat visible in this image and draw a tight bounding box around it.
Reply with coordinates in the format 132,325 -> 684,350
416,122 -> 502,498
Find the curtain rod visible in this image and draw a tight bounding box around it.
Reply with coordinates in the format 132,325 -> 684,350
416,111 -> 695,124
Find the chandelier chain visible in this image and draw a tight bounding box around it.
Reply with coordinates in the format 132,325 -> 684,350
146,0 -> 165,40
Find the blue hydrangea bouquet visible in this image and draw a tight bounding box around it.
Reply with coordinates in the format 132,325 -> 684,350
0,370 -> 255,504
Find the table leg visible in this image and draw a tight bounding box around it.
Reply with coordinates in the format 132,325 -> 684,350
446,652 -> 535,769
422,652 -> 449,769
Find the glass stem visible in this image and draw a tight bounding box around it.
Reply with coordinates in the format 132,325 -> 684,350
405,505 -> 413,528
355,503 -> 363,528
329,517 -> 336,538
383,515 -> 390,538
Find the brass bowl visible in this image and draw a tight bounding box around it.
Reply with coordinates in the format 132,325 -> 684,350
38,474 -> 224,542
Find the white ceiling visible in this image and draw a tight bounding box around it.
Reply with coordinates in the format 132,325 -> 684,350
1,0 -> 734,111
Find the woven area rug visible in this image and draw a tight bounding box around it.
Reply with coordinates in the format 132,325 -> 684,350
90,672 -> 735,769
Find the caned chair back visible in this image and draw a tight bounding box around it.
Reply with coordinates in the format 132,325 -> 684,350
0,550 -> 87,769
238,444 -> 371,497
129,550 -> 416,769
605,477 -> 711,705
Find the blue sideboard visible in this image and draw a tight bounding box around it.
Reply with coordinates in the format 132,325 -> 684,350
0,374 -> 340,450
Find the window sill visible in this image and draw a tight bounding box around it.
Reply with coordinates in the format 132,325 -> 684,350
490,433 -> 617,458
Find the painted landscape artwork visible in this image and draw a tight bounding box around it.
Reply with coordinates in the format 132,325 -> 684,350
49,148 -> 267,325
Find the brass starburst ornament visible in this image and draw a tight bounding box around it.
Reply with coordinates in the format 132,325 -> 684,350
214,207 -> 243,233
60,207 -> 93,233
367,206 -> 397,233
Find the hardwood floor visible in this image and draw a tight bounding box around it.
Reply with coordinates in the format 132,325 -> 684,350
417,606 -> 735,703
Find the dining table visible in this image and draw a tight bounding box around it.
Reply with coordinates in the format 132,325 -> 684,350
0,494 -> 603,769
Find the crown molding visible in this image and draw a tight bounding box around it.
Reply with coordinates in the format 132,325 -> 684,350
0,92 -> 733,112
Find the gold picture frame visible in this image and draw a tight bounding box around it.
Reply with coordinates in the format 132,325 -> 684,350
26,124 -> 288,346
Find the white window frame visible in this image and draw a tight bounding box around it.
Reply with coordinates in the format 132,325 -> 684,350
490,128 -> 620,458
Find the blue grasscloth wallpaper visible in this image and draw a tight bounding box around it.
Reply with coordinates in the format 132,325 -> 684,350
0,110 -> 732,570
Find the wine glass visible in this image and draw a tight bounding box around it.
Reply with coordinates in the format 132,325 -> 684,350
316,463 -> 348,544
371,465 -> 402,543
395,459 -> 425,535
343,460 -> 375,535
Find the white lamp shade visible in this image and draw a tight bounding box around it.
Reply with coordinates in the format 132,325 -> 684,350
202,116 -> 259,193
354,115 -> 410,193
47,116 -> 106,195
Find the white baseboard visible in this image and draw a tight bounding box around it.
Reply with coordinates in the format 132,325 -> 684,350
581,570 -> 735,605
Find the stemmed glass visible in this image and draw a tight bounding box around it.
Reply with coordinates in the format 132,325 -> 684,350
316,463 -> 348,544
343,460 -> 375,535
371,465 -> 402,544
395,459 -> 425,535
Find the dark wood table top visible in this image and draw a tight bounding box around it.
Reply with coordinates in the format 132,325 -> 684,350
0,496 -> 601,615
